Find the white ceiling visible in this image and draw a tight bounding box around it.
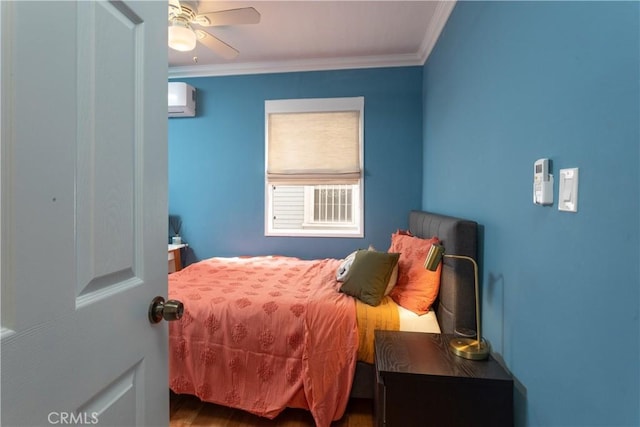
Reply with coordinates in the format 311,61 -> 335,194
168,1 -> 456,78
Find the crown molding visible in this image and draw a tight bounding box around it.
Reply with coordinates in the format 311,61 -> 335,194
168,52 -> 424,78
418,0 -> 456,65
168,1 -> 456,79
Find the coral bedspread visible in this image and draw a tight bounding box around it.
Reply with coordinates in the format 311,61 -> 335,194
168,256 -> 358,427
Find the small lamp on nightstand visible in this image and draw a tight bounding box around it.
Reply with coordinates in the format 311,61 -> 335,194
424,244 -> 489,360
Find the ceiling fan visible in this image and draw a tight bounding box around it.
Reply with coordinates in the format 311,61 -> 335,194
168,0 -> 260,60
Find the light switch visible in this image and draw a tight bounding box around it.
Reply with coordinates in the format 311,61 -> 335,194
558,168 -> 579,212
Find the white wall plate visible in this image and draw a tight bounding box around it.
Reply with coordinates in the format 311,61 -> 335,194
558,168 -> 579,212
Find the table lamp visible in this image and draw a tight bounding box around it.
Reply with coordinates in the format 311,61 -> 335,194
424,243 -> 489,360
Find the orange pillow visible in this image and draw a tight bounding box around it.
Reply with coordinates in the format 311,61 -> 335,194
388,232 -> 442,315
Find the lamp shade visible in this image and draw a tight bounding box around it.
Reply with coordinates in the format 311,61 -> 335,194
168,21 -> 197,52
424,243 -> 445,271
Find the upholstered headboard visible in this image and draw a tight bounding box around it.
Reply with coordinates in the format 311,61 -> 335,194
349,210 -> 480,399
408,210 -> 478,337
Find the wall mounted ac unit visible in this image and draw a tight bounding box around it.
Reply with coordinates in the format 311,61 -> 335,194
168,82 -> 196,117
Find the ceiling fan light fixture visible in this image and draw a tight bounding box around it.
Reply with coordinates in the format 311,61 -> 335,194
168,20 -> 197,52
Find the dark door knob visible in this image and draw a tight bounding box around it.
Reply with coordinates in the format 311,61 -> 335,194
148,296 -> 184,324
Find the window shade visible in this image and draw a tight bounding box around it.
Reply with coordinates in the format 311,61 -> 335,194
267,110 -> 361,183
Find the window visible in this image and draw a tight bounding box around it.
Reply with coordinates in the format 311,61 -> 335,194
265,97 -> 364,237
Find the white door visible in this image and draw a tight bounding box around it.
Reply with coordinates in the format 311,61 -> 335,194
1,1 -> 169,426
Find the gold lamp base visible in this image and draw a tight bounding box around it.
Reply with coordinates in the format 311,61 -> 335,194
449,337 -> 489,360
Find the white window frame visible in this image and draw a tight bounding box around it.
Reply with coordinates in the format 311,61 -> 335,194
265,97 -> 364,238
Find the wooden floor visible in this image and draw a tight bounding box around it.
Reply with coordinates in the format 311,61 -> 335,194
170,392 -> 374,427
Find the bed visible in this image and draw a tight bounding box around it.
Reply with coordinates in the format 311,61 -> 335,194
168,210 -> 478,426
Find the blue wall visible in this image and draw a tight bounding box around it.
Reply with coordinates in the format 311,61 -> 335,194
169,67 -> 424,262
423,2 -> 639,426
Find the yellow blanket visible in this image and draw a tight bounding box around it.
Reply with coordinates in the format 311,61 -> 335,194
356,296 -> 400,363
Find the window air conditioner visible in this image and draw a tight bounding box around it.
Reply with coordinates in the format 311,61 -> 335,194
168,82 -> 196,117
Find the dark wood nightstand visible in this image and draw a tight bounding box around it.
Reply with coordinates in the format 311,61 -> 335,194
374,330 -> 513,427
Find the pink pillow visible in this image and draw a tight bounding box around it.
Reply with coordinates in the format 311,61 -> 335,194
388,232 -> 442,315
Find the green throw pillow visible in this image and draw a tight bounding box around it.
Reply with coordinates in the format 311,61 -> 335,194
340,250 -> 400,306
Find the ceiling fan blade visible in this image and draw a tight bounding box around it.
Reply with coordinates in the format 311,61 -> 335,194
168,0 -> 182,19
195,7 -> 261,27
197,30 -> 239,60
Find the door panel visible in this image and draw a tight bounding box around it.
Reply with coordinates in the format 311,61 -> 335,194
76,0 -> 141,302
1,1 -> 168,426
